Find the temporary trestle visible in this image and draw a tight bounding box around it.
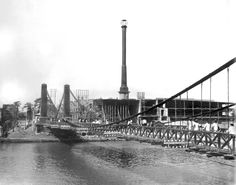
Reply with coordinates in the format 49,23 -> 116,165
188,130 -> 235,151
92,124 -> 235,153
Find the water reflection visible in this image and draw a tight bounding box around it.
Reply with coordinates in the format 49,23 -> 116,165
71,142 -> 235,185
76,145 -> 139,168
0,142 -> 235,185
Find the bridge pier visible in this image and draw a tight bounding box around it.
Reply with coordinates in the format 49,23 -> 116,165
40,83 -> 48,122
64,84 -> 70,118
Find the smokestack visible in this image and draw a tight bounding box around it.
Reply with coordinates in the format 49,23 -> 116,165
119,19 -> 129,99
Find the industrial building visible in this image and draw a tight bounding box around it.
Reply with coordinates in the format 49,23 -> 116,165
92,98 -> 234,124
91,19 -> 234,125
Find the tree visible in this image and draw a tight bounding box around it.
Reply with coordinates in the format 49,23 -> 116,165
13,101 -> 21,131
13,101 -> 21,120
24,102 -> 33,121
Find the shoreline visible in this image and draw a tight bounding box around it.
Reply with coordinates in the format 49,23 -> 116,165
0,138 -> 60,143
0,135 -> 125,143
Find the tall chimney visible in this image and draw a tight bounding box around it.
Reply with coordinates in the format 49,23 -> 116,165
119,19 -> 129,99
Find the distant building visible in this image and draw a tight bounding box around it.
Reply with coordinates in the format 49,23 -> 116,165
93,98 -> 235,124
70,99 -> 94,121
141,98 -> 234,123
93,99 -> 139,123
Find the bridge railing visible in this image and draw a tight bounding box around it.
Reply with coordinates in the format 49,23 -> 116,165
103,124 -> 235,153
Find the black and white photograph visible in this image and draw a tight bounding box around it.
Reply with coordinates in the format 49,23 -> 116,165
0,0 -> 236,184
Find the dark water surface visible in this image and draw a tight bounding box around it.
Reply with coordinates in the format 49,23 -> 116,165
0,141 -> 235,185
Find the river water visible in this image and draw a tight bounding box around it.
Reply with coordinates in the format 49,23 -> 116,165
0,141 -> 235,185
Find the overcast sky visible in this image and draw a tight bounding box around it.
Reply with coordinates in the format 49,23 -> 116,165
0,0 -> 236,106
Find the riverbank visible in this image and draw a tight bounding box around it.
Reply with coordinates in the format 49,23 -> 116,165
0,137 -> 59,143
0,126 -> 60,143
0,126 -> 124,143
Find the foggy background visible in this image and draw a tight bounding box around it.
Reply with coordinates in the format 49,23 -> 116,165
0,0 -> 236,106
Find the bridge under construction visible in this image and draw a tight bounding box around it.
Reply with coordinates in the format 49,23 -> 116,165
34,58 -> 236,155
